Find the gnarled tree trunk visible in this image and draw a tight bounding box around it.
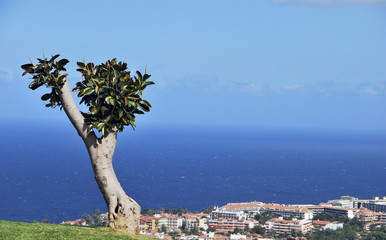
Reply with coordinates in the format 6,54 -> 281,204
58,79 -> 141,234
91,130 -> 141,233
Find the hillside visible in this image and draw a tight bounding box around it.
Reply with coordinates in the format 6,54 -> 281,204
0,220 -> 154,240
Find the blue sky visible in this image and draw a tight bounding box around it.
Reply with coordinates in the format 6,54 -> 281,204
1,0 -> 386,131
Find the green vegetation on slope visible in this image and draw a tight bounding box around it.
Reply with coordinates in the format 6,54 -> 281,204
0,220 -> 154,240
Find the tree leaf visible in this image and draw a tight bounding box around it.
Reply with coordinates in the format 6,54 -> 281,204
144,81 -> 155,86
41,93 -> 51,101
49,54 -> 60,62
29,81 -> 41,90
134,109 -> 144,114
142,99 -> 152,108
58,59 -> 69,67
136,71 -> 143,82
143,74 -> 151,81
21,64 -> 34,71
139,103 -> 150,112
84,87 -> 94,96
87,62 -> 94,71
90,107 -> 97,114
124,97 -> 130,106
105,96 -> 115,106
77,62 -> 86,69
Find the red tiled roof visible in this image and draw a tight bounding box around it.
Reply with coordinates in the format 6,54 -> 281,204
313,220 -> 331,226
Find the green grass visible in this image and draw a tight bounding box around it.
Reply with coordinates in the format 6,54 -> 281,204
0,220 -> 155,240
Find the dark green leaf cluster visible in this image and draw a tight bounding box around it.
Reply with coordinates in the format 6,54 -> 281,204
73,58 -> 154,135
21,54 -> 69,109
254,211 -> 280,224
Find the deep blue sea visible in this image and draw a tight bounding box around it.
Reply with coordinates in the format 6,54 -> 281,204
1,120 -> 385,223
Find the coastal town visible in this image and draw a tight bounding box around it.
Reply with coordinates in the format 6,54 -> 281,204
61,195 -> 386,239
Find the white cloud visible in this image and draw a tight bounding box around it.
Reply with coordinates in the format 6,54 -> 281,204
270,0 -> 386,7
270,83 -> 306,93
0,69 -> 14,81
244,83 -> 263,95
361,86 -> 378,95
360,82 -> 386,95
172,74 -> 221,93
314,80 -> 338,93
283,84 -> 302,90
240,83 -> 307,95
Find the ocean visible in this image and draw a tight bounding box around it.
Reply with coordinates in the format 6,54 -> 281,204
1,120 -> 385,223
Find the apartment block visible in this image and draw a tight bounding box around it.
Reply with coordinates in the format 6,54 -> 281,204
354,197 -> 386,209
354,208 -> 381,222
156,214 -> 183,230
323,206 -> 355,219
210,209 -> 247,220
208,218 -> 256,232
182,213 -> 206,230
265,217 -> 312,235
360,202 -> 386,213
380,213 -> 386,225
218,202 -> 313,220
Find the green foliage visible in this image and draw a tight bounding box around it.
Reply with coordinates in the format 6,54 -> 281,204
161,207 -> 189,215
22,54 -> 154,137
254,212 -> 280,224
203,206 -> 215,214
42,216 -> 50,224
0,220 -> 154,240
314,212 -> 350,223
307,228 -> 357,240
189,226 -> 199,235
364,231 -> 386,240
307,216 -> 367,240
249,225 -> 265,235
159,224 -> 167,233
314,213 -> 364,233
21,54 -> 69,109
73,58 -> 154,135
81,208 -> 107,227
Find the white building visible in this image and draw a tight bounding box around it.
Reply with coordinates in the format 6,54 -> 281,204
324,222 -> 344,231
230,234 -> 246,240
211,208 -> 247,220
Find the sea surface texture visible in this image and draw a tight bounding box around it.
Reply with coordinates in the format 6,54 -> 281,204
1,121 -> 385,223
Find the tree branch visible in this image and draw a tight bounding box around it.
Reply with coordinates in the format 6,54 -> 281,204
59,78 -> 97,149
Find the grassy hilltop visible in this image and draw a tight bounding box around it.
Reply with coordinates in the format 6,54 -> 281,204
0,220 -> 154,240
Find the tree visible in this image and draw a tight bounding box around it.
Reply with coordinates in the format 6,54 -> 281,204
81,207 -> 106,227
21,54 -> 154,234
42,215 -> 50,224
250,225 -> 265,235
160,224 -> 167,233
